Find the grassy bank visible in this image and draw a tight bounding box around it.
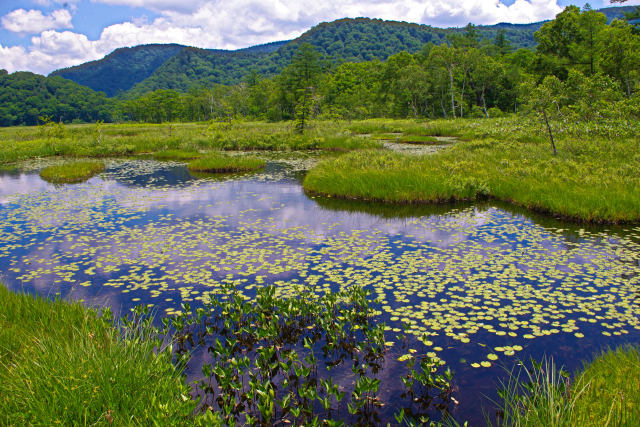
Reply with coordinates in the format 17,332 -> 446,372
495,346 -> 640,426
0,121 -> 381,164
188,153 -> 266,173
0,285 -> 198,426
39,160 -> 106,184
304,119 -> 640,223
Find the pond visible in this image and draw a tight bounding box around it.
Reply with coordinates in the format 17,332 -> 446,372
1,156 -> 639,424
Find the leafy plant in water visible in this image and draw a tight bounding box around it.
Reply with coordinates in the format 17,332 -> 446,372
167,283 -> 455,425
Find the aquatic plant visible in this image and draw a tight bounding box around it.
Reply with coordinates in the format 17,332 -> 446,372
168,283 -> 454,425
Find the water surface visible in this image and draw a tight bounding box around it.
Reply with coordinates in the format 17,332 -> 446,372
1,158 -> 638,424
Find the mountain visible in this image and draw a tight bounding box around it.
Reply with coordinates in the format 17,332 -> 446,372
123,19 -> 543,99
50,6 -> 636,98
49,44 -> 186,97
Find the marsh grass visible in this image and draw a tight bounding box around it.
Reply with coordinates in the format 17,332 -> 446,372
0,121 -> 380,165
39,160 -> 105,184
153,149 -> 202,161
491,347 -> 640,427
188,153 -> 266,173
304,125 -> 640,223
0,285 -> 198,426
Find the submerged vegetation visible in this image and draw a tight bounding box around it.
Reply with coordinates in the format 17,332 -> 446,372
187,153 -> 266,173
493,347 -> 640,426
39,160 -> 106,184
0,285 -> 197,426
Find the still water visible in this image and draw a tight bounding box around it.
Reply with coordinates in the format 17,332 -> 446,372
1,157 -> 639,424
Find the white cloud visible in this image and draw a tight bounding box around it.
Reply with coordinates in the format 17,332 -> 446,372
2,8 -> 73,34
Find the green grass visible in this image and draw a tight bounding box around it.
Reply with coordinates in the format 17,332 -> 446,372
0,121 -> 380,165
0,285 -> 199,426
153,149 -> 202,160
39,160 -> 106,184
304,120 -> 640,223
187,153 -> 266,173
493,346 -> 640,427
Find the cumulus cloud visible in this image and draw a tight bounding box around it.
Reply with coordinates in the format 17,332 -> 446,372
2,8 -> 73,34
0,0 -> 572,75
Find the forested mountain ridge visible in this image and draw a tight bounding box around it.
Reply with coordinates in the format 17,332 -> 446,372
49,44 -> 186,97
50,6 -> 635,98
109,18 -> 546,98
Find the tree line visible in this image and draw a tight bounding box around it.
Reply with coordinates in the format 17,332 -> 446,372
1,6 -> 638,128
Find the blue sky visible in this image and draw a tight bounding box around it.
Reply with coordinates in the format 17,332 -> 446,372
1,0 -> 637,75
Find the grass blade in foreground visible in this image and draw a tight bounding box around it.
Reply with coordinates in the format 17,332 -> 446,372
490,347 -> 640,426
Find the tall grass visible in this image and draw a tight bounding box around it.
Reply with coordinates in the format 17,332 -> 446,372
303,129 -> 640,223
491,347 -> 640,427
0,285 -> 199,426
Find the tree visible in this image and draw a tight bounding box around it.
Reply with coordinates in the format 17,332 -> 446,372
574,6 -> 607,75
535,6 -> 582,59
429,45 -> 459,118
598,20 -> 640,97
493,29 -> 513,55
281,43 -> 322,133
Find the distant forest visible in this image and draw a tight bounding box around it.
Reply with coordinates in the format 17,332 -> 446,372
1,5 -> 638,127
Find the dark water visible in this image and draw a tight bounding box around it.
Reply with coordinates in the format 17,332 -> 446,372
1,158 -> 639,425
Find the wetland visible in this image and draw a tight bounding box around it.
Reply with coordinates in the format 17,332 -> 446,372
1,151 -> 638,424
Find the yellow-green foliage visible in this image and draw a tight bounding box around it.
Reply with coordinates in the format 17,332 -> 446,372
0,285 -> 198,426
188,153 -> 266,173
39,160 -> 105,184
305,119 -> 640,223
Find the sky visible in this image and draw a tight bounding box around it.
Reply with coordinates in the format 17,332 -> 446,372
0,0 -> 637,75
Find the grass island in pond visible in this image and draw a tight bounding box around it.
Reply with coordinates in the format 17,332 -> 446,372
39,160 -> 106,184
187,153 -> 266,173
153,149 -> 202,161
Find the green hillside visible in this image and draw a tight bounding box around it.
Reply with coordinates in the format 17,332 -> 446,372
0,71 -> 113,126
49,44 -> 186,97
126,18 -> 544,98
